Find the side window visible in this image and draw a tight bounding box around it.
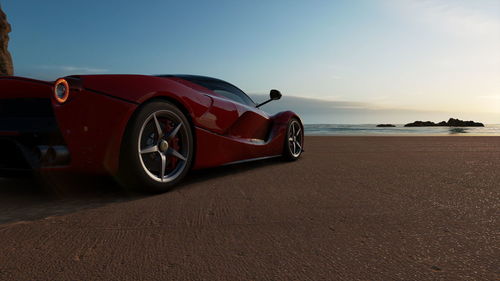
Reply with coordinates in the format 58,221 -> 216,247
191,79 -> 255,107
213,89 -> 249,105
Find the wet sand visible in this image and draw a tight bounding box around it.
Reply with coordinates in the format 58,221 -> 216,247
0,136 -> 498,280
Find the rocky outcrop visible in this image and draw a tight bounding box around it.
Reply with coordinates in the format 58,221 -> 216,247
376,124 -> 396,127
405,121 -> 438,127
0,5 -> 13,76
446,118 -> 484,127
405,118 -> 484,127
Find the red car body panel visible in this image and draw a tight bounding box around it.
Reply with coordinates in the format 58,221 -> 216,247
0,77 -> 52,98
0,75 -> 302,175
51,89 -> 137,173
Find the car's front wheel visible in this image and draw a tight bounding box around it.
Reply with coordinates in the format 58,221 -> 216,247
118,101 -> 193,193
283,118 -> 304,161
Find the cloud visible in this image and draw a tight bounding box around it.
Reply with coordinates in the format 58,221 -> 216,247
38,65 -> 109,73
479,95 -> 500,100
250,94 -> 371,113
391,0 -> 500,37
15,65 -> 110,80
249,94 -> 500,124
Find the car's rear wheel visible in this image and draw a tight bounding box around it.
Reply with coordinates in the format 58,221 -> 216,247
283,118 -> 303,161
118,101 -> 193,192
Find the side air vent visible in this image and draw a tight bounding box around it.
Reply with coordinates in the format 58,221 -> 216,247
0,98 -> 59,134
0,98 -> 54,118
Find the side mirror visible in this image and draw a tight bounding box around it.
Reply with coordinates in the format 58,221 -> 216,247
270,89 -> 282,101
257,89 -> 282,108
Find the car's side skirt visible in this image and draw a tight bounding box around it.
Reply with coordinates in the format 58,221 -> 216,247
192,126 -> 286,170
222,155 -> 282,166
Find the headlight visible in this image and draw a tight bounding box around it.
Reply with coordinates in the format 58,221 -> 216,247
54,78 -> 69,103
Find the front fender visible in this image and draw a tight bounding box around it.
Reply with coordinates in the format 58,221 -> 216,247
271,110 -> 302,125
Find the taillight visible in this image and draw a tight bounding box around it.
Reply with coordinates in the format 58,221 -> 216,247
54,78 -> 69,103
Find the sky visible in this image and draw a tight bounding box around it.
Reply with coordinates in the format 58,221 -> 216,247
2,0 -> 499,124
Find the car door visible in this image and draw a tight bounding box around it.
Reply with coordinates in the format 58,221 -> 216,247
179,76 -> 272,141
228,100 -> 270,141
208,83 -> 271,141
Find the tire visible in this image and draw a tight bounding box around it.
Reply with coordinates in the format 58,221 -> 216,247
117,100 -> 194,193
283,118 -> 304,161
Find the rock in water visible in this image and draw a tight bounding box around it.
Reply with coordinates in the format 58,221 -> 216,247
446,118 -> 484,127
404,121 -> 437,127
0,5 -> 13,76
405,118 -> 484,127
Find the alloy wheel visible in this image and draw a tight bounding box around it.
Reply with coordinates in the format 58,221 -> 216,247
137,110 -> 189,183
288,120 -> 303,158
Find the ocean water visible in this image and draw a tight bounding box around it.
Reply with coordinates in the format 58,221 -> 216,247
304,124 -> 500,136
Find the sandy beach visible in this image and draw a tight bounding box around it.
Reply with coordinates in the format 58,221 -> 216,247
0,136 -> 498,280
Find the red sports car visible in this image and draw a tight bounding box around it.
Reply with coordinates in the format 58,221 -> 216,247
0,75 -> 304,192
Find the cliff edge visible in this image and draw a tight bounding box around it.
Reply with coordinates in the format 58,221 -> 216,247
0,5 -> 13,76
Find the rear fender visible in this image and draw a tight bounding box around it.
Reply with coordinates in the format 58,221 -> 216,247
51,88 -> 137,174
0,77 -> 52,99
76,75 -> 212,127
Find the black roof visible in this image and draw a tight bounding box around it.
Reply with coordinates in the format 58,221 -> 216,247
157,74 -> 229,84
157,74 -> 255,106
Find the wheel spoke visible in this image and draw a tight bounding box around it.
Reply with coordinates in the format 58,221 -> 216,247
295,128 -> 302,137
167,148 -> 187,161
166,123 -> 182,140
140,145 -> 158,154
296,142 -> 302,152
159,153 -> 166,180
153,113 -> 163,138
289,137 -> 294,142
